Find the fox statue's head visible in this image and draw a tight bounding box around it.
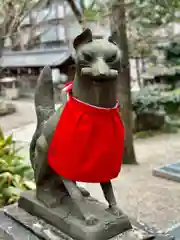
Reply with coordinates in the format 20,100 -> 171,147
72,28 -> 121,108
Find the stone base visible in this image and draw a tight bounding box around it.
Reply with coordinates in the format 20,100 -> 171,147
153,162 -> 180,183
0,207 -> 40,240
2,204 -> 174,240
167,223 -> 180,239
15,190 -> 132,240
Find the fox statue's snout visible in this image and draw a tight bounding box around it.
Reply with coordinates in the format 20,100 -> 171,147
81,58 -> 118,81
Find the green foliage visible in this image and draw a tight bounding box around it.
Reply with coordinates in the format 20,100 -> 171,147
127,0 -> 180,57
132,85 -> 180,136
135,130 -> 155,139
142,41 -> 180,86
132,85 -> 180,115
161,91 -> 180,114
78,0 -> 108,21
0,127 -> 35,207
129,0 -> 180,28
163,41 -> 180,67
135,124 -> 179,139
132,85 -> 165,113
165,115 -> 180,127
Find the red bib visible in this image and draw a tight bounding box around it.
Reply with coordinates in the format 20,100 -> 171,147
48,92 -> 124,183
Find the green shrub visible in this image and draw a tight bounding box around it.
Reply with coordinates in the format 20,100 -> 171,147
132,85 -> 180,115
132,85 -> 165,114
135,130 -> 156,139
0,127 -> 35,207
160,90 -> 180,114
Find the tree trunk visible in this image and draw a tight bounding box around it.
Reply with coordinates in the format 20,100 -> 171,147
111,0 -> 137,164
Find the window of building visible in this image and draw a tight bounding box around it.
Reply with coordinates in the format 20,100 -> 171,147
66,22 -> 82,40
57,24 -> 66,41
40,25 -> 58,42
39,23 -> 66,43
19,28 -> 30,46
20,16 -> 30,26
4,37 -> 11,47
64,1 -> 72,15
36,8 -> 51,22
64,0 -> 81,15
57,4 -> 64,19
35,2 -> 65,23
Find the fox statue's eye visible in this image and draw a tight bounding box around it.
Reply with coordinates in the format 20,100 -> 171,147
83,52 -> 93,62
105,53 -> 117,63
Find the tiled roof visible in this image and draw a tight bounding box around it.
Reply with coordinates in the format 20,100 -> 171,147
0,48 -> 72,68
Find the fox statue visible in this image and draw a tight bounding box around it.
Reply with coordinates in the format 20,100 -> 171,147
29,28 -> 131,232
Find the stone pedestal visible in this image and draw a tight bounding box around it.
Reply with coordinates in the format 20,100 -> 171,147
0,208 -> 40,240
0,203 -> 175,240
8,191 -> 132,240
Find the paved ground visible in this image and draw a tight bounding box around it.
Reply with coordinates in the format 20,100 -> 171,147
1,99 -> 180,232
1,99 -> 36,132
1,99 -> 61,134
81,132 -> 180,232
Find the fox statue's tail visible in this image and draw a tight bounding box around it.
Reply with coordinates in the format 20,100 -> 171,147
30,66 -> 55,169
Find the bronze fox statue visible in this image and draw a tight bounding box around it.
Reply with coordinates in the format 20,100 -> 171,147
29,28 -> 128,226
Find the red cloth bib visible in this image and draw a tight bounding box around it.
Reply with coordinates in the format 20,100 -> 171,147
48,91 -> 124,183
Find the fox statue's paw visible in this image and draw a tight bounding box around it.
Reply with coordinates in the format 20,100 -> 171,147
85,214 -> 99,225
78,186 -> 90,197
107,205 -> 124,217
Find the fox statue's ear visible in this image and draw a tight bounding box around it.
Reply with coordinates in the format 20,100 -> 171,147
108,31 -> 117,45
73,28 -> 93,50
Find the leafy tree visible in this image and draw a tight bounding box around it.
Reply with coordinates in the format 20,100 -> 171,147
127,0 -> 180,57
66,0 -> 108,28
127,0 -> 180,88
128,0 -> 180,28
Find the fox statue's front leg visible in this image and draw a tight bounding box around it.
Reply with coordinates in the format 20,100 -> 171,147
100,181 -> 123,217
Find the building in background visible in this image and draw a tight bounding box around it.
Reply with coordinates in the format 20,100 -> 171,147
0,0 -> 111,99
0,0 -> 81,98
